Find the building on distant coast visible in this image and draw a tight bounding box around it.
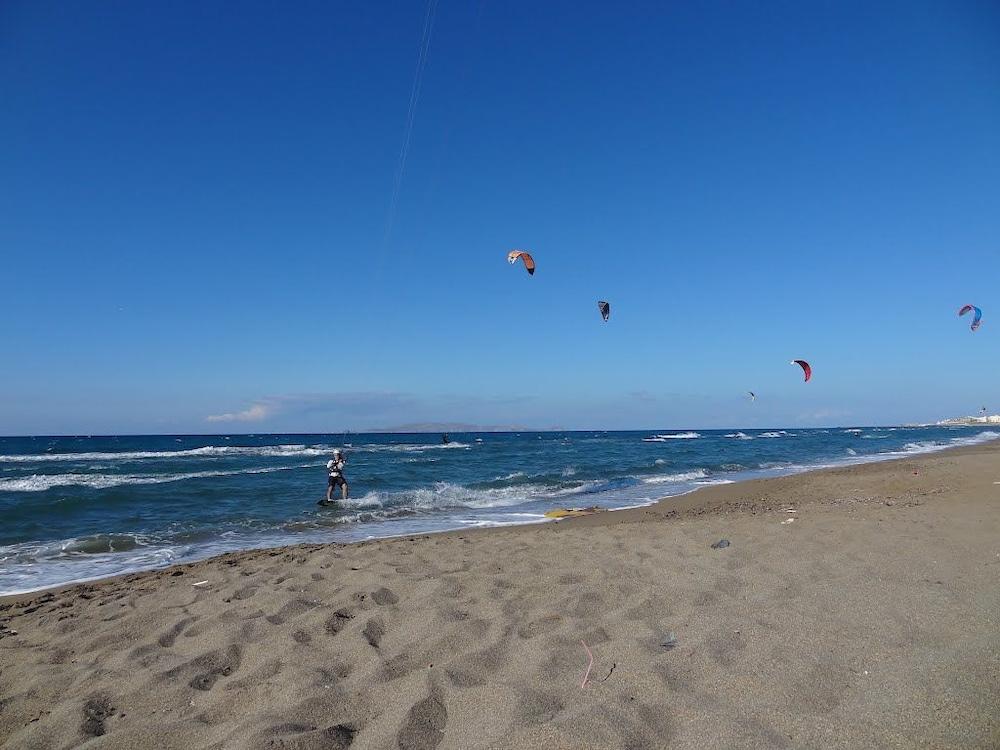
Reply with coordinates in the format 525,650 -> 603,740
937,414 -> 1000,426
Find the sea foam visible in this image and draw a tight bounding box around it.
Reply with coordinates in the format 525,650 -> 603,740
642,432 -> 700,442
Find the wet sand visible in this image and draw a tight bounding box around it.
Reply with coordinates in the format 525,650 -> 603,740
2,442 -> 999,749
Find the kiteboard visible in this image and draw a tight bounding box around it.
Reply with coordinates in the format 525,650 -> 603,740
544,506 -> 606,519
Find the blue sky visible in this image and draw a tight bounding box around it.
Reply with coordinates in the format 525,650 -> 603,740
2,0 -> 999,434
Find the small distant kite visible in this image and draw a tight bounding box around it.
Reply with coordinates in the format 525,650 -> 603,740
747,391 -> 756,402
598,300 -> 610,321
507,250 -> 535,275
958,304 -> 982,332
791,360 -> 812,382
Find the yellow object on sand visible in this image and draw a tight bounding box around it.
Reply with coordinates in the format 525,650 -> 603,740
544,506 -> 606,519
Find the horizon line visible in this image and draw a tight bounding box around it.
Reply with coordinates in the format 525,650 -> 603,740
0,423 -> 956,439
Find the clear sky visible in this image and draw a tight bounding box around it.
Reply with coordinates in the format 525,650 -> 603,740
2,0 -> 999,434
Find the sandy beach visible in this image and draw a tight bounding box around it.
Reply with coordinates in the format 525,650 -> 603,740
1,442 -> 998,749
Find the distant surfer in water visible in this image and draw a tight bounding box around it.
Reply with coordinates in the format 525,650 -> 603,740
323,449 -> 348,504
441,433 -> 450,445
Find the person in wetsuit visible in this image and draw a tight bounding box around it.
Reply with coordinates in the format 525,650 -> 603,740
324,449 -> 348,503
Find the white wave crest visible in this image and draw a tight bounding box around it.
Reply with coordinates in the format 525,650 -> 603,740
342,480 -> 599,512
643,432 -> 700,442
0,440 -> 476,466
0,444 -> 332,464
725,432 -> 754,440
359,442 -> 472,453
641,469 -> 709,484
878,431 -> 998,457
0,464 -> 316,492
493,471 -> 526,481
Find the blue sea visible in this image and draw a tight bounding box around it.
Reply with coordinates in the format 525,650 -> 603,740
1,426 -> 996,594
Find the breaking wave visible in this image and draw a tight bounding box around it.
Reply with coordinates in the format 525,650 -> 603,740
0,464 -> 314,492
894,432 -> 998,455
641,470 -> 709,484
361,442 -> 472,453
0,441 -> 473,465
341,480 -> 602,512
0,445 -> 332,463
642,432 -> 700,442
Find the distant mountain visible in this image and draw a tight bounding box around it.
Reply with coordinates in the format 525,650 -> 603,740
365,422 -> 561,433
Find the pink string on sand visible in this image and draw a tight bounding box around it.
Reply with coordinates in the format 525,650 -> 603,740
580,640 -> 594,688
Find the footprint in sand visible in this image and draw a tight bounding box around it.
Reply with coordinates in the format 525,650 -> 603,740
316,662 -> 353,685
445,641 -> 507,688
230,585 -> 258,601
261,722 -> 357,749
363,618 -> 386,648
175,644 -> 243,691
81,694 -> 115,737
157,616 -> 196,647
517,614 -> 562,639
128,643 -> 163,669
372,587 -> 399,605
397,691 -> 447,750
226,659 -> 283,690
378,653 -> 414,683
325,608 -> 355,636
352,592 -> 373,610
516,688 -> 563,726
266,598 -> 321,625
444,667 -> 483,688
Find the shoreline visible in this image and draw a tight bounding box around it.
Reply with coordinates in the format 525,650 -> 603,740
3,433 -> 997,600
2,440 -> 998,748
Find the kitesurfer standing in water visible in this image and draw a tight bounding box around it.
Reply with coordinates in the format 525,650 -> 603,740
324,449 -> 348,504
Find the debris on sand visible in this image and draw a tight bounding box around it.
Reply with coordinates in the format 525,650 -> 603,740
580,640 -> 594,688
711,539 -> 730,549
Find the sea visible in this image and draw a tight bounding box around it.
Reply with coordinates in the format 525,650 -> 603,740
1,426 -> 996,595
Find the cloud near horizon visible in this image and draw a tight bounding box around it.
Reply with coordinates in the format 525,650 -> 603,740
202,391 -> 550,430
204,392 -> 419,425
205,403 -> 273,423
